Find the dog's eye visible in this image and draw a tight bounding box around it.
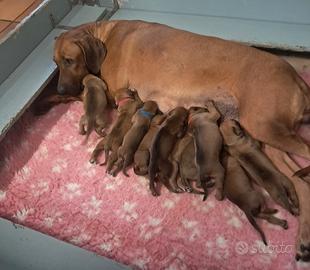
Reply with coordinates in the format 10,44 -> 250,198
63,58 -> 74,66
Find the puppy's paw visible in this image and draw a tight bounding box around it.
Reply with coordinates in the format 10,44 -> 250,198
151,192 -> 159,197
79,128 -> 87,135
282,220 -> 288,230
215,191 -> 224,201
89,158 -> 96,164
185,186 -> 193,193
296,221 -> 310,261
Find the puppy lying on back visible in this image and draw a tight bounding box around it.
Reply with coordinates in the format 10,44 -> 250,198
148,107 -> 188,196
188,101 -> 224,200
90,88 -> 143,170
220,119 -> 299,216
79,74 -> 114,140
133,114 -> 166,176
169,134 -> 212,199
223,155 -> 288,245
110,101 -> 160,177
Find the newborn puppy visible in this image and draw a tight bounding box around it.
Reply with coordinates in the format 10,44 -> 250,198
148,107 -> 188,196
224,155 -> 288,245
170,134 -> 211,199
220,119 -> 299,216
110,101 -> 160,177
90,88 -> 143,170
133,114 -> 166,176
79,75 -> 111,140
188,101 -> 224,200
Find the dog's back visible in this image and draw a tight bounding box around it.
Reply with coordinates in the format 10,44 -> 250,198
134,114 -> 166,175
82,75 -> 108,139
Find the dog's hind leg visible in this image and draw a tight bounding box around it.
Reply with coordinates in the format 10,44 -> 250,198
90,138 -> 106,164
261,207 -> 278,214
79,115 -> 87,135
245,117 -> 310,159
122,157 -> 132,177
257,212 -> 288,229
168,161 -> 183,193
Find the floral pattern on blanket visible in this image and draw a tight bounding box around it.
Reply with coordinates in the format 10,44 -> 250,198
1,86 -> 310,270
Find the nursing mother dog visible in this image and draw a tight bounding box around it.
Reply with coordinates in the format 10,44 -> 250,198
53,20 -> 310,261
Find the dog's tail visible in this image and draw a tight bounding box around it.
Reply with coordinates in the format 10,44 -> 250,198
148,126 -> 165,194
245,210 -> 267,245
148,128 -> 162,180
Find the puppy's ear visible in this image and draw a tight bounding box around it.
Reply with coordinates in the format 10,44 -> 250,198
232,122 -> 244,137
76,35 -> 107,74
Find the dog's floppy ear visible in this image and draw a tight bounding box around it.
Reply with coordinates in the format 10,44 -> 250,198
76,35 -> 107,74
232,121 -> 244,137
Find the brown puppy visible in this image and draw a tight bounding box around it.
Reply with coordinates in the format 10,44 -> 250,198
133,114 -> 166,176
79,74 -> 110,139
223,155 -> 288,245
110,101 -> 160,177
89,88 -> 143,170
188,101 -> 224,200
54,20 -> 310,162
220,119 -> 299,216
148,107 -> 188,196
169,134 -> 212,198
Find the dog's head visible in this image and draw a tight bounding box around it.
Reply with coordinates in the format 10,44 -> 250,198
163,107 -> 188,138
53,27 -> 107,96
219,119 -> 245,146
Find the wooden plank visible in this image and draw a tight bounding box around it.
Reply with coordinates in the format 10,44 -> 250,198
0,218 -> 129,270
0,0 -> 71,85
111,8 -> 310,52
0,0 -> 37,21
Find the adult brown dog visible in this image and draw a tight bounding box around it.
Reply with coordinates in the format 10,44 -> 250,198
54,20 -> 310,161
54,19 -> 310,260
223,155 -> 288,245
220,119 -> 299,216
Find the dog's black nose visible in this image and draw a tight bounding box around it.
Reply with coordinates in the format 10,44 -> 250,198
57,85 -> 66,95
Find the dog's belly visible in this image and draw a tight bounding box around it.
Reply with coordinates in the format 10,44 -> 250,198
135,85 -> 239,119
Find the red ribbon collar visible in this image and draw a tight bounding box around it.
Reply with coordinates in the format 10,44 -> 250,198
117,97 -> 132,107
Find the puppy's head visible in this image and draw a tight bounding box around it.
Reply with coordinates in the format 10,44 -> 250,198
220,119 -> 245,146
151,114 -> 166,126
142,101 -> 159,115
164,107 -> 188,137
114,88 -> 135,104
188,106 -> 208,116
54,27 -> 107,96
82,74 -> 107,92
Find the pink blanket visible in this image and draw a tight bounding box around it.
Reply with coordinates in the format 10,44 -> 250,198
1,75 -> 310,269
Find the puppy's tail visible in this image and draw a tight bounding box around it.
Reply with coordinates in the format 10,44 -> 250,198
245,211 -> 267,245
148,127 -> 165,194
